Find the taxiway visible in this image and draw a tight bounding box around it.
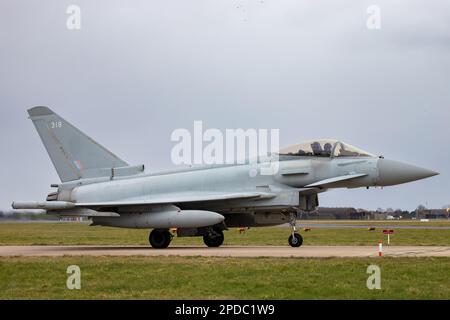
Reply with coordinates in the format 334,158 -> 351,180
1,245 -> 449,258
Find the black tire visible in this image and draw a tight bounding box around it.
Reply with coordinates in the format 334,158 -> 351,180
203,229 -> 224,247
288,233 -> 303,247
149,229 -> 172,249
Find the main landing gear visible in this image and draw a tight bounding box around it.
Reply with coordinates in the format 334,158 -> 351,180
149,229 -> 173,249
149,227 -> 225,249
203,227 -> 224,247
288,213 -> 303,247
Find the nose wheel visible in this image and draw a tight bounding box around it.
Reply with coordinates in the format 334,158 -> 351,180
288,212 -> 303,247
288,233 -> 303,247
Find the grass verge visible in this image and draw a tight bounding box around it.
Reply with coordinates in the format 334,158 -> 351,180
1,256 -> 449,299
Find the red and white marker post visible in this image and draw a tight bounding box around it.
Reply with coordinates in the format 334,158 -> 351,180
382,229 -> 394,245
378,240 -> 383,257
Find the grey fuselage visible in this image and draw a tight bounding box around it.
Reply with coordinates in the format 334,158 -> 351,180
55,155 -> 380,227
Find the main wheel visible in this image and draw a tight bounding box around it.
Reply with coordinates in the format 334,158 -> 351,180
288,233 -> 303,247
203,229 -> 224,247
149,229 -> 172,249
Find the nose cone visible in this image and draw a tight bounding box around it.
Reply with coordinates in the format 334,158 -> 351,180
377,159 -> 439,186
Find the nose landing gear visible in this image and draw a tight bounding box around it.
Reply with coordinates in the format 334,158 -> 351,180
288,213 -> 303,247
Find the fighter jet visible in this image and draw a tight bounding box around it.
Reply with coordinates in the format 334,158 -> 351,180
12,107 -> 439,248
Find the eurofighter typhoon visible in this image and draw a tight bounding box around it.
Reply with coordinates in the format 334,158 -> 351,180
13,107 -> 439,248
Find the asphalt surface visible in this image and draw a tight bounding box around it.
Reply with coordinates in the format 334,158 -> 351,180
1,245 -> 450,258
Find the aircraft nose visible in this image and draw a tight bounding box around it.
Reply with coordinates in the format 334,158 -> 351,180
377,159 -> 439,186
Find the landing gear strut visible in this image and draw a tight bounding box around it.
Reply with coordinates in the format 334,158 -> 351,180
149,229 -> 172,249
203,227 -> 224,247
288,213 -> 303,247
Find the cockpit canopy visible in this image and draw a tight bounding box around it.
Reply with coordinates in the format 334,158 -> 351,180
279,139 -> 375,158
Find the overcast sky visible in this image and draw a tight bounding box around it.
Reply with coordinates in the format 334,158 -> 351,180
0,0 -> 449,211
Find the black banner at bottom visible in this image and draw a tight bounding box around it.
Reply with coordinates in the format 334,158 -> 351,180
1,300 -> 447,318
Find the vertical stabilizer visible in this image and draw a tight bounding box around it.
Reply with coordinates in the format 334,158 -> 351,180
28,106 -> 128,182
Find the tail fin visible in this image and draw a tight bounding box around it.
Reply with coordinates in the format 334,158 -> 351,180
28,106 -> 128,182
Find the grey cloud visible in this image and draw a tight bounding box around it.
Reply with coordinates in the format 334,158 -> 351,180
0,0 -> 449,211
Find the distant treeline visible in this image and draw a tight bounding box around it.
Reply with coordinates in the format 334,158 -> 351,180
301,206 -> 450,220
0,210 -> 58,221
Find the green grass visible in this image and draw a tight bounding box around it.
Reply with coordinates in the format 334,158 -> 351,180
1,222 -> 449,300
0,222 -> 450,246
1,256 -> 449,299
